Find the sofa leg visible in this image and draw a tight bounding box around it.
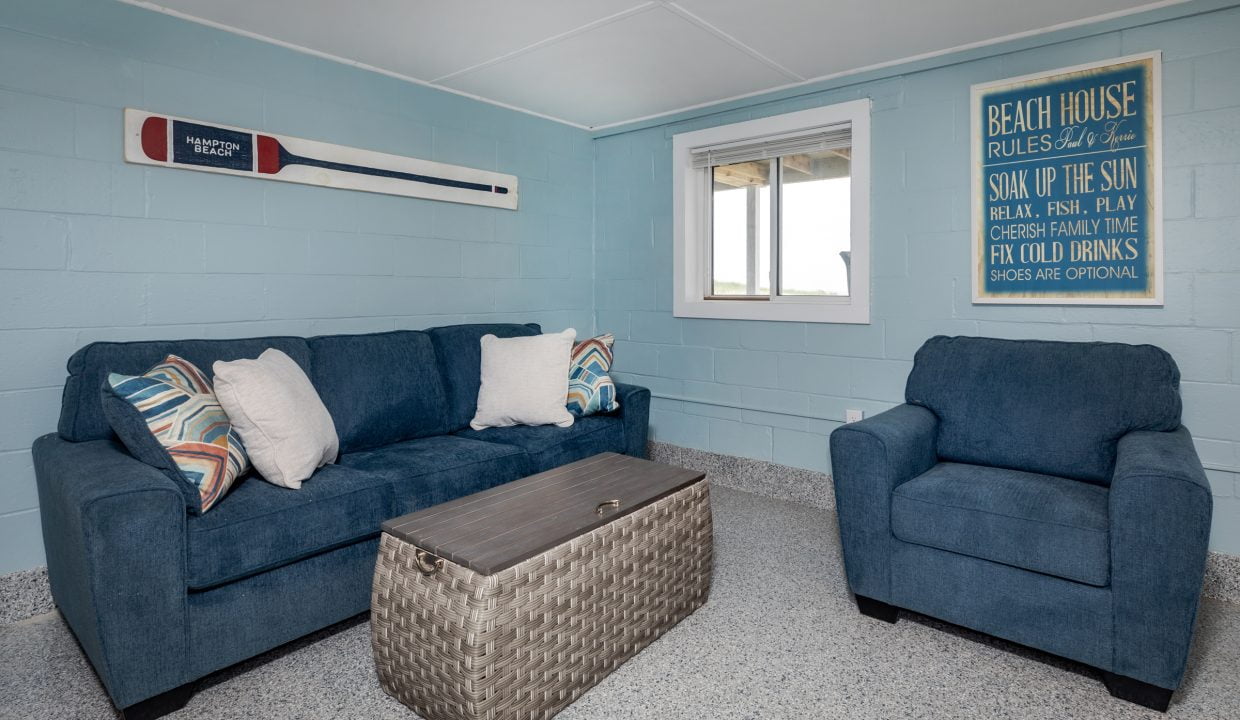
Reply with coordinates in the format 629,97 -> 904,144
1101,671 -> 1173,712
119,682 -> 194,720
855,594 -> 899,624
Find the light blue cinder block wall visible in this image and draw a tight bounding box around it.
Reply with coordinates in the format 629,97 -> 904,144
1,0 -> 1238,573
0,0 -> 594,572
594,4 -> 1240,553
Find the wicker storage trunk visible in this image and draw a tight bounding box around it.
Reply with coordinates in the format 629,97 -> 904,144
371,454 -> 712,720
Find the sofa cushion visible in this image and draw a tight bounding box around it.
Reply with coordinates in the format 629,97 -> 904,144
185,464 -> 391,590
455,415 -> 626,473
891,462 -> 1110,587
103,355 -> 249,513
308,331 -> 450,453
60,336 -> 311,443
568,333 -> 619,417
426,323 -> 541,431
214,349 -> 339,489
905,336 -> 1181,484
470,329 -> 576,431
338,435 -> 531,516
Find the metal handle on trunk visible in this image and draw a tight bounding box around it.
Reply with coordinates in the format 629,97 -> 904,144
414,550 -> 444,576
595,499 -> 622,515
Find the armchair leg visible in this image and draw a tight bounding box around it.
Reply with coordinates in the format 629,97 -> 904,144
120,682 -> 194,720
855,594 -> 899,624
1101,671 -> 1173,712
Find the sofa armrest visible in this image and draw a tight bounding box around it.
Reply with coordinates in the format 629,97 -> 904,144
32,433 -> 190,709
829,404 -> 939,601
1109,426 -> 1212,689
611,383 -> 651,458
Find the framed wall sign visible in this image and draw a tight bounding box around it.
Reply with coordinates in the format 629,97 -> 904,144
971,52 -> 1162,305
124,109 -> 518,210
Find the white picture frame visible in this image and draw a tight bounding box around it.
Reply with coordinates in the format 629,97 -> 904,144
970,52 -> 1162,305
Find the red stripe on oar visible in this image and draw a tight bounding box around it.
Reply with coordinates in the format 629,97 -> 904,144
141,116 -> 168,162
256,135 -> 280,174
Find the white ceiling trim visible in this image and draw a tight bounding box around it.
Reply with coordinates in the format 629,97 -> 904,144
121,0 -> 1191,133
117,0 -> 594,130
590,0 -> 1190,131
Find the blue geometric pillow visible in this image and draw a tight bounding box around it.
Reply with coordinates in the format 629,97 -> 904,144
567,334 -> 619,417
102,355 -> 248,513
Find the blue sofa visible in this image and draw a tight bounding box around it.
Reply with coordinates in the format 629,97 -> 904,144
32,323 -> 650,719
830,336 -> 1211,712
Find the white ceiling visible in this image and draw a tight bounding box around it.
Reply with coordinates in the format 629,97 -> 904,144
123,0 -> 1180,129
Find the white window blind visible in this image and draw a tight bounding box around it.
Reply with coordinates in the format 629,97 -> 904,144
689,122 -> 852,169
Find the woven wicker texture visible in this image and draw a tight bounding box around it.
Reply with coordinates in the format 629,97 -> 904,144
371,479 -> 713,720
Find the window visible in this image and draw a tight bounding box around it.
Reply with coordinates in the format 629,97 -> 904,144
673,100 -> 871,323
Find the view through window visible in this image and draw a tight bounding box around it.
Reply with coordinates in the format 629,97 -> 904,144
710,148 -> 852,299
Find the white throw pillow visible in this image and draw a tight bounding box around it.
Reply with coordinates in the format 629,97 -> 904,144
470,329 -> 576,431
213,349 -> 339,489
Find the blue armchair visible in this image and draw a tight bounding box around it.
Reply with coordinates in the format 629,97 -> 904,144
830,336 -> 1211,712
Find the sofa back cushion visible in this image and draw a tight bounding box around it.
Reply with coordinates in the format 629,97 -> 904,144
426,323 -> 541,431
905,336 -> 1181,484
308,331 -> 450,453
60,337 -> 311,442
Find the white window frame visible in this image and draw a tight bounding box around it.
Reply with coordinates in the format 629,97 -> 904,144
672,100 -> 871,324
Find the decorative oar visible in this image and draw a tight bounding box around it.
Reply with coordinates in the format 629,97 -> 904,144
126,109 -> 518,209
255,135 -> 509,195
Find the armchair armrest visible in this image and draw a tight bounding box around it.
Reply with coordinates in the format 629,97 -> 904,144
32,434 -> 190,709
611,383 -> 651,458
1110,426 -> 1212,689
829,404 -> 939,601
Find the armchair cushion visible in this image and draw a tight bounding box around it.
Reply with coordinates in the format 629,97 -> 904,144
892,463 -> 1116,587
905,336 -> 1181,484
892,462 -> 1110,586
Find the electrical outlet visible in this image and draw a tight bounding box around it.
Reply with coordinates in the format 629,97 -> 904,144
845,409 -> 864,423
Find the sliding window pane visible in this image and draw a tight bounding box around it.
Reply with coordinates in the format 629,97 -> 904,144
778,149 -> 851,297
711,160 -> 771,297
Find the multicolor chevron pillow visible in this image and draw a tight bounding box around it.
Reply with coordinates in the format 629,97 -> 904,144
567,333 -> 619,417
103,355 -> 249,513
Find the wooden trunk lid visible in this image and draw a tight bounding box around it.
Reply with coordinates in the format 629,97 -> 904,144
381,452 -> 705,576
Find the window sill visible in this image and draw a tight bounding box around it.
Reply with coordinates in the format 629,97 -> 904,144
673,296 -> 869,324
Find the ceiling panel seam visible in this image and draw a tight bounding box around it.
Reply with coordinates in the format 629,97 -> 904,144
432,2 -> 662,83
659,1 -> 805,81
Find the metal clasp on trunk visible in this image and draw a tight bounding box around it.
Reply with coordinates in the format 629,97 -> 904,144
595,499 -> 622,515
414,550 -> 444,576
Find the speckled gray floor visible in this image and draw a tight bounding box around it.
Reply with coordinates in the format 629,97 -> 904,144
3,486 -> 1239,719
0,567 -> 52,625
